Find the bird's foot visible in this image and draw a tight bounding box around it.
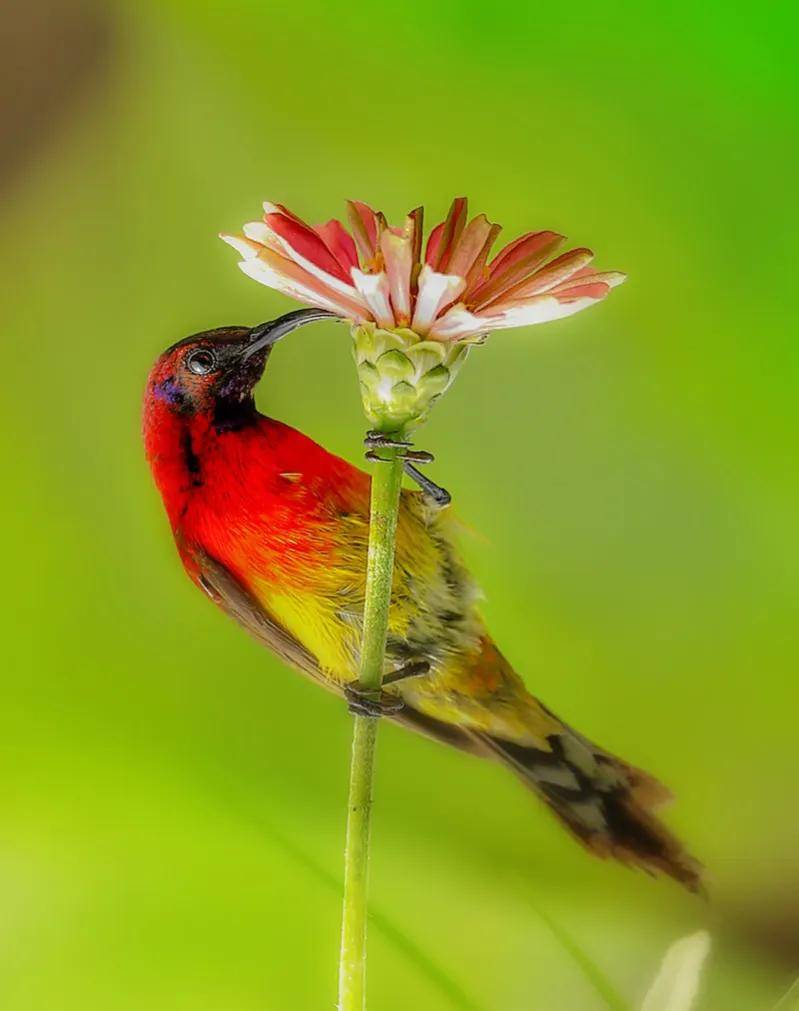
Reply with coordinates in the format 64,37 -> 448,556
364,432 -> 451,508
363,431 -> 412,452
344,661 -> 431,718
344,685 -> 405,719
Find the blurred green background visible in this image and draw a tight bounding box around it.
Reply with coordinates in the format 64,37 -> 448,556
1,0 -> 797,1007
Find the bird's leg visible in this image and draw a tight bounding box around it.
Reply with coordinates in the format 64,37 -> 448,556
344,660 -> 431,718
381,659 -> 431,686
364,432 -> 451,507
402,462 -> 451,507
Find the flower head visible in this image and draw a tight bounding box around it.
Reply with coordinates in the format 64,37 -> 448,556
221,197 -> 625,343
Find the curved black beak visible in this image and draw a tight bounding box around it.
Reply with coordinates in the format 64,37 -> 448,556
241,308 -> 342,361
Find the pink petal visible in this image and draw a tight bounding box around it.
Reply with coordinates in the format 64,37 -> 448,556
431,277 -> 615,339
374,211 -> 389,268
351,269 -> 395,328
347,200 -> 380,265
262,200 -> 308,225
553,281 -> 610,302
462,221 -> 503,300
425,222 -> 445,267
315,219 -> 359,274
408,205 -> 424,271
487,248 -> 594,306
260,215 -> 368,312
550,270 -> 626,294
380,222 -> 414,326
430,197 -> 468,272
411,265 -> 466,334
469,231 -> 565,308
486,230 -> 563,278
265,211 -> 350,283
238,246 -> 371,321
554,264 -> 595,283
446,213 -> 501,289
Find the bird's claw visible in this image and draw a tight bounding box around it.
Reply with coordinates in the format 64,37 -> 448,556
364,431 -> 412,451
344,660 -> 431,718
364,432 -> 451,508
344,685 -> 405,719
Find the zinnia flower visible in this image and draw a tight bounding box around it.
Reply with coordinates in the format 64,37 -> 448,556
221,197 -> 625,343
222,197 -> 625,432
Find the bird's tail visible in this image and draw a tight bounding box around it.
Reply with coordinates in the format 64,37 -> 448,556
477,714 -> 703,892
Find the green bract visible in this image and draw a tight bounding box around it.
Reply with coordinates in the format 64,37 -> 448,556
352,323 -> 470,433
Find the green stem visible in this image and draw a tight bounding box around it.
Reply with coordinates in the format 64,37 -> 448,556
338,445 -> 404,1011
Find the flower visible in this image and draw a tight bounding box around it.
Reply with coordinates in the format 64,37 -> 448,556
221,198 -> 626,432
221,197 -> 625,343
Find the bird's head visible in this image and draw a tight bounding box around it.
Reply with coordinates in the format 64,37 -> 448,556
145,308 -> 338,419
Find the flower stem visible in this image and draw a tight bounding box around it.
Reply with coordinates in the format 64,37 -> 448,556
338,445 -> 404,1011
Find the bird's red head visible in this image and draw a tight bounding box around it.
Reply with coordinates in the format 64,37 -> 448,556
146,324 -> 264,421
143,308 -> 339,527
144,308 -> 339,421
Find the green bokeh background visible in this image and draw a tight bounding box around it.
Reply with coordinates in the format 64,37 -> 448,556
2,1 -> 797,1007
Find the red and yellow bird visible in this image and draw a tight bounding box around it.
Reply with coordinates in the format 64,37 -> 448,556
143,311 -> 701,891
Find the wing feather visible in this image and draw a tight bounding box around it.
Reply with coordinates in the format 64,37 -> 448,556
187,544 -> 328,689
185,543 -> 488,757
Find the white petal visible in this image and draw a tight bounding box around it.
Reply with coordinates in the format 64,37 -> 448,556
430,291 -> 606,340
259,210 -> 369,310
641,932 -> 711,1011
490,294 -> 605,327
242,220 -> 280,247
380,227 -> 413,324
411,265 -> 466,334
427,304 -> 489,341
262,200 -> 291,217
219,233 -> 262,259
237,259 -> 360,318
351,269 -> 395,328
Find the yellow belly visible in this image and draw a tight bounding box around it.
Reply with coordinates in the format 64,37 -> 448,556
258,584 -> 360,682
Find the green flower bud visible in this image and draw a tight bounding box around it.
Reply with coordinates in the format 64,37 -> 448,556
351,323 -> 469,433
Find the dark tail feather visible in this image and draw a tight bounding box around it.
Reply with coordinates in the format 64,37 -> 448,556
478,728 -> 703,892
391,698 -> 702,892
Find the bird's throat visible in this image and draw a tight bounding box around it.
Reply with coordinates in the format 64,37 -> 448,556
212,393 -> 257,433
142,402 -> 205,526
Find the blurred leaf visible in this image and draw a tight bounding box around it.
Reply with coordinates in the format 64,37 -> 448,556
641,932 -> 711,1011
533,906 -> 630,1011
772,979 -> 799,1010
255,816 -> 480,1011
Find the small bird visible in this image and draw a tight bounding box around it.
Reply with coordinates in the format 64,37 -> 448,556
143,311 -> 701,891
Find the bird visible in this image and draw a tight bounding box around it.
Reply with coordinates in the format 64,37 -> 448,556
142,309 -> 701,891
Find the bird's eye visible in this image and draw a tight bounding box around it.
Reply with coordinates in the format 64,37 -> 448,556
186,348 -> 217,376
